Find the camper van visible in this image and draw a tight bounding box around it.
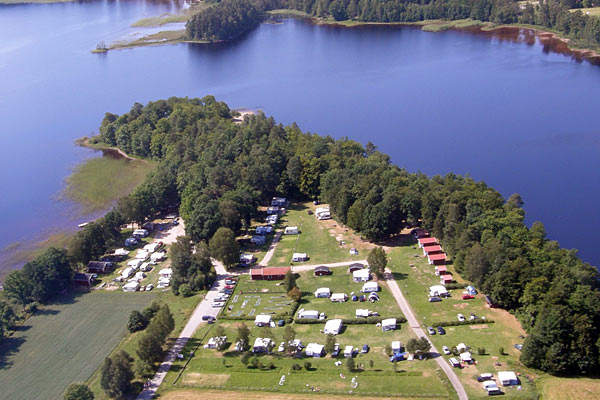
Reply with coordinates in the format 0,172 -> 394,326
284,226 -> 299,235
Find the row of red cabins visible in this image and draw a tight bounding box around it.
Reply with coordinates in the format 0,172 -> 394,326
416,231 -> 453,285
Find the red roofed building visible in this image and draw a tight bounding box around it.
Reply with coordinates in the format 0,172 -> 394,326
251,267 -> 290,281
440,274 -> 453,285
423,245 -> 443,255
435,265 -> 447,275
417,237 -> 438,248
428,253 -> 446,265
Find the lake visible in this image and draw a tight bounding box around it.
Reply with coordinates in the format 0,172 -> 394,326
1,0 -> 599,274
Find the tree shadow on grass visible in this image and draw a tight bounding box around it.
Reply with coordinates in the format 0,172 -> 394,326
391,271 -> 408,281
0,336 -> 26,370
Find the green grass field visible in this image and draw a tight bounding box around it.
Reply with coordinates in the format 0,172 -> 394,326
387,240 -> 538,399
296,269 -> 403,320
62,156 -> 153,214
536,376 -> 600,400
0,291 -> 155,400
220,275 -> 294,319
267,202 -> 364,266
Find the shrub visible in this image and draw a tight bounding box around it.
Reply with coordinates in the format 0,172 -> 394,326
477,347 -> 486,355
285,317 -> 293,324
346,357 -> 355,372
179,283 -> 193,297
291,363 -> 302,371
499,347 -> 505,355
304,361 -> 312,370
127,310 -> 148,333
431,319 -> 495,327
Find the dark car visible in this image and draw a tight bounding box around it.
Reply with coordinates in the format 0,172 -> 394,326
427,326 -> 436,335
277,319 -> 285,327
202,315 -> 212,321
361,344 -> 369,353
429,296 -> 442,302
437,326 -> 446,335
207,316 -> 216,324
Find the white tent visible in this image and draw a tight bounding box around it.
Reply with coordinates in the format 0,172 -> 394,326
297,309 -> 319,319
151,252 -> 166,262
353,269 -> 370,282
382,318 -> 397,331
323,319 -> 343,335
460,351 -> 472,363
292,253 -> 308,262
361,282 -> 379,293
330,293 -> 347,302
127,259 -> 143,268
457,343 -> 468,353
122,281 -> 140,292
305,343 -> 325,357
254,314 -> 272,327
114,248 -> 129,257
498,371 -> 519,386
355,309 -> 369,318
429,285 -> 448,297
314,287 -> 331,298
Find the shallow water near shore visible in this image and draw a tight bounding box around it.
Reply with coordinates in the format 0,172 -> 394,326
1,1 -> 599,275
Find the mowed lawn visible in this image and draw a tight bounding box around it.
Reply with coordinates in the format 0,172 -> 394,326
0,291 -> 155,400
267,202 -> 362,266
387,241 -> 538,399
536,376 -> 600,400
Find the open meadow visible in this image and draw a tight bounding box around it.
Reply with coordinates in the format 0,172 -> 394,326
387,239 -> 538,399
0,291 -> 155,400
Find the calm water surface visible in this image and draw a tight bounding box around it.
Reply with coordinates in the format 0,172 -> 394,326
1,0 -> 599,272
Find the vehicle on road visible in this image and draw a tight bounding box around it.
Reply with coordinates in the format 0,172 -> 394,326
457,313 -> 465,322
427,326 -> 436,335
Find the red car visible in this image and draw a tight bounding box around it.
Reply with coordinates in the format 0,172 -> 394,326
462,294 -> 474,300
225,285 -> 235,290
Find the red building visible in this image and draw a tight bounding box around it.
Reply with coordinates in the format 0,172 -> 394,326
423,245 -> 443,255
427,253 -> 447,265
314,266 -> 332,276
418,237 -> 438,247
250,267 -> 290,281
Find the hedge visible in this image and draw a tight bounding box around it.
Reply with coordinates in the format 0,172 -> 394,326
294,316 -> 407,325
444,283 -> 469,290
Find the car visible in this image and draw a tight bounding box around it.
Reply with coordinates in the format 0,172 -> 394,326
319,312 -> 326,320
139,285 -> 145,291
470,313 -> 477,320
202,315 -> 211,321
462,294 -> 474,300
277,319 -> 285,327
427,326 -> 436,335
437,326 -> 446,335
225,285 -> 235,290
332,343 -> 340,357
145,284 -> 154,291
457,313 -> 465,322
429,296 -> 442,302
278,342 -> 285,352
361,344 -> 369,353
389,352 -> 404,362
477,373 -> 494,382
207,316 -> 216,324
212,302 -> 225,308
442,346 -> 451,355
514,344 -> 523,351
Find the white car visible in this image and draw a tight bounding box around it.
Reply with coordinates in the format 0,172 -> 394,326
278,342 -> 285,352
145,284 -> 154,291
442,346 -> 450,355
457,313 -> 465,322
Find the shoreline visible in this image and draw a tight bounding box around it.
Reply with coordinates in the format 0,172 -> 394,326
76,137 -> 143,162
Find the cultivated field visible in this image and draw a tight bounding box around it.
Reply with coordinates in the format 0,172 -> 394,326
0,291 -> 155,400
387,240 -> 538,399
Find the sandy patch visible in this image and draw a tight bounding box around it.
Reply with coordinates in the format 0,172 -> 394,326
452,303 -> 469,309
182,373 -> 230,386
470,324 -> 489,329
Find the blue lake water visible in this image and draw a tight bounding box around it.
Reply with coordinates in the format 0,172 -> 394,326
1,0 -> 599,273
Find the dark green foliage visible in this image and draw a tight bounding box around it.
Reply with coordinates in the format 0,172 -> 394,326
93,96 -> 600,375
367,247 -> 387,278
283,270 -> 298,292
346,357 -> 355,372
186,0 -> 262,42
304,361 -> 312,370
406,337 -> 431,355
127,310 -> 148,333
63,383 -> 94,400
324,333 -> 335,354
100,351 -> 133,399
135,304 -> 175,377
0,300 -> 16,339
209,227 -> 240,269
236,323 -> 251,351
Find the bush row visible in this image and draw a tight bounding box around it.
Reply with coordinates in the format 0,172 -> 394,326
294,316 -> 407,325
432,319 -> 495,327
444,283 -> 468,290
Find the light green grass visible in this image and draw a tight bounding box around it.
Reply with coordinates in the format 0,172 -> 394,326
267,9 -> 311,18
296,269 -> 403,321
0,291 -> 155,400
386,241 -> 538,399
87,289 -> 203,399
267,202 -> 361,266
62,156 -> 153,214
132,4 -> 208,27
536,376 -> 600,400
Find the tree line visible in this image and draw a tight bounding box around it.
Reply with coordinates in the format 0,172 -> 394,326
186,0 -> 263,41
90,95 -> 600,375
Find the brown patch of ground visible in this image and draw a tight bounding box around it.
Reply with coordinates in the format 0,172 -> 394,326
160,389 -> 445,400
453,303 -> 469,309
181,373 -> 230,386
469,324 -> 489,329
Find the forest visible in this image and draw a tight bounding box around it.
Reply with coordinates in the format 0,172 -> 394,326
82,96 -> 600,376
186,0 -> 600,47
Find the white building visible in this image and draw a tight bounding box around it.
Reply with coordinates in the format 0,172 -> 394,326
151,252 -> 166,262
297,309 -> 319,319
344,345 -> 354,358
127,259 -> 143,268
159,268 -> 172,279
315,207 -> 331,220
330,293 -> 347,303
254,314 -> 272,327
353,269 -> 370,282
122,281 -> 140,292
143,242 -> 162,252
391,341 -> 403,353
314,287 -> 331,298
355,309 -> 369,318
252,337 -> 274,353
305,343 -> 325,358
284,226 -> 299,235
498,371 -> 519,386
382,318 -> 397,332
121,267 -> 135,279
460,351 -> 473,364
323,319 -> 343,335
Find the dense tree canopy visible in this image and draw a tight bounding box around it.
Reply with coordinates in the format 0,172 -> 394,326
186,0 -> 262,41
92,96 -> 600,375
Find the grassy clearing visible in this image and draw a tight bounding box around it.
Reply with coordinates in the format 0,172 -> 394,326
86,289 -> 203,399
421,19 -> 487,32
160,388 -> 449,400
132,4 -> 208,27
62,156 -> 153,214
267,202 -> 366,266
220,275 -> 295,319
267,9 -> 312,18
571,7 -> 600,17
386,238 -> 538,399
161,321 -> 450,398
296,269 -> 403,320
0,291 -> 155,400
536,376 -> 600,400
